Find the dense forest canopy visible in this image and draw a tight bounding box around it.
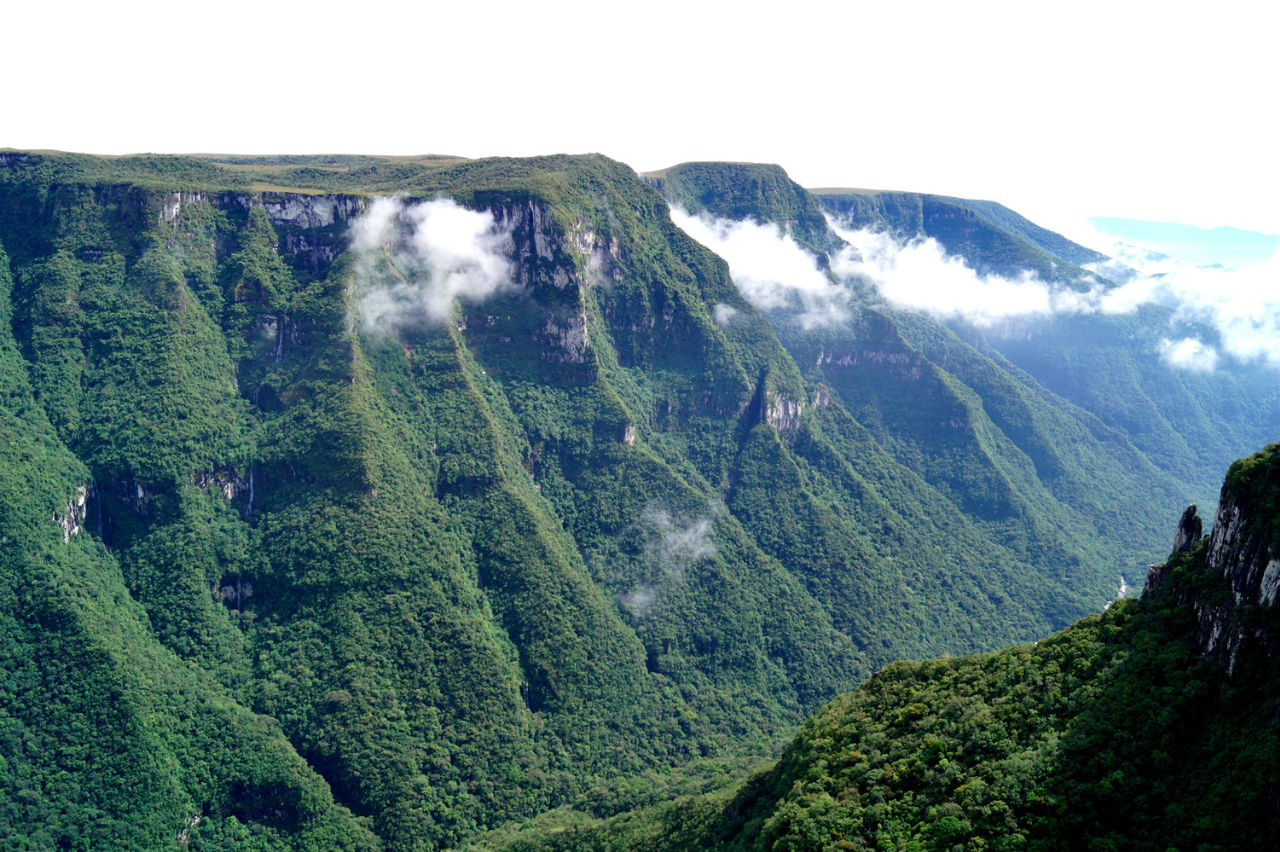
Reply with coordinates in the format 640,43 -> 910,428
0,150 -> 1275,850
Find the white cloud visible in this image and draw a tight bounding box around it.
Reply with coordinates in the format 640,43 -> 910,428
350,195 -> 402,254
1094,275 -> 1162,315
1088,243 -> 1280,368
618,586 -> 658,619
644,508 -> 715,568
350,197 -> 514,333
619,507 -> 717,619
1158,337 -> 1220,372
828,219 -> 1090,327
669,208 -> 850,328
712,302 -> 740,327
827,213 -> 1280,372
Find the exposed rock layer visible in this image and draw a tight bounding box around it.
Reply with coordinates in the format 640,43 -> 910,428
1145,493 -> 1280,673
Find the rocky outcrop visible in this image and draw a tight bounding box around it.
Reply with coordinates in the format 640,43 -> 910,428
541,300 -> 590,364
158,189 -> 368,273
815,347 -> 924,381
495,200 -> 574,290
463,199 -> 629,368
258,195 -> 364,230
53,485 -> 89,543
1144,494 -> 1280,674
766,393 -> 804,434
99,477 -> 156,515
494,199 -> 624,292
226,193 -> 367,271
0,151 -> 33,167
189,468 -> 249,501
1205,495 -> 1280,610
162,192 -> 207,225
567,218 -> 625,288
1171,503 -> 1203,552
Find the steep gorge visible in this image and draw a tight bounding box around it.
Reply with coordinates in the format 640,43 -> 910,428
498,444 -> 1280,851
0,151 -> 1266,849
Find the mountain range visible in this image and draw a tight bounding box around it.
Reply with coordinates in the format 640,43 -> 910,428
0,150 -> 1274,849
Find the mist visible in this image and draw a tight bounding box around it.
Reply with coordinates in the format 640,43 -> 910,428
669,208 -> 850,328
828,220 -> 1073,327
712,302 -> 741,327
827,215 -> 1280,372
619,506 -> 717,619
350,197 -> 515,333
1092,246 -> 1280,370
1158,337 -> 1220,372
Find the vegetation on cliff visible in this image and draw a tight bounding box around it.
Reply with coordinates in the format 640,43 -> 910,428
0,150 -> 1274,849
487,449 -> 1280,851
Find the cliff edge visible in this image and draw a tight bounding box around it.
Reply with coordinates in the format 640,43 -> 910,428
1145,443 -> 1280,672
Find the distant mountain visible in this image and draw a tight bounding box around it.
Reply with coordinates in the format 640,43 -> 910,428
814,187 -> 1108,282
802,175 -> 1280,515
0,151 -> 1274,849
1091,216 -> 1279,268
653,162 -> 1248,581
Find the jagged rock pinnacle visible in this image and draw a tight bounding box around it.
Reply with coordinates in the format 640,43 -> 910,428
1172,504 -> 1202,553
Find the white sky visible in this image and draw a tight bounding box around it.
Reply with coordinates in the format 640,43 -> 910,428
6,0 -> 1278,244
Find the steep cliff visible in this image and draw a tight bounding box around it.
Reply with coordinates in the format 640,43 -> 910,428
814,188 -> 1106,284
653,161 -> 1189,593
1,151 -> 1135,849
1145,444 -> 1280,672
0,240 -> 377,850
815,184 -> 1280,515
2,150 -> 1272,850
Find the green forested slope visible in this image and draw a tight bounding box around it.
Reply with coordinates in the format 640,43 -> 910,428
0,243 -> 377,850
983,310 -> 1280,507
658,163 -> 1187,599
813,190 -> 1103,285
486,448 -> 1280,852
650,163 -> 842,258
812,183 -> 1280,513
0,150 -> 1249,849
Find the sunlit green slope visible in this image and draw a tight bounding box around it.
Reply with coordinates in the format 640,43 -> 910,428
0,151 -> 1253,849
480,445 -> 1280,851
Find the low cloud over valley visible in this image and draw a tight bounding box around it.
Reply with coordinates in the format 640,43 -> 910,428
669,208 -> 851,329
351,197 -> 515,334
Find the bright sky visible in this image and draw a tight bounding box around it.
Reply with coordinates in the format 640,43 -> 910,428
6,0 -> 1278,243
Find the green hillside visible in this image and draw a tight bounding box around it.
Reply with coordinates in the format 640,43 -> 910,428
482,445 -> 1280,851
812,189 -> 1104,285
0,241 -> 377,849
810,179 -> 1280,512
0,150 -> 1268,849
651,163 -> 843,258
654,162 -> 1187,591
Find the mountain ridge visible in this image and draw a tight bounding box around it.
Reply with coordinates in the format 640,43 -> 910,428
1,150 -> 1274,849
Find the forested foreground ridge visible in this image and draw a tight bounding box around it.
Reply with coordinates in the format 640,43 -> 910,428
0,150 -> 1274,849
484,444 -> 1280,851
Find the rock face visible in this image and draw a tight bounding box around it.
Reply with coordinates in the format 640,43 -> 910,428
765,393 -> 804,434
225,193 -> 367,271
540,301 -> 591,364
53,485 -> 89,543
162,192 -> 207,225
258,194 -> 363,230
189,468 -> 249,501
470,199 -> 625,368
1144,492 -> 1280,673
1172,503 -> 1203,552
1213,499 -> 1280,600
